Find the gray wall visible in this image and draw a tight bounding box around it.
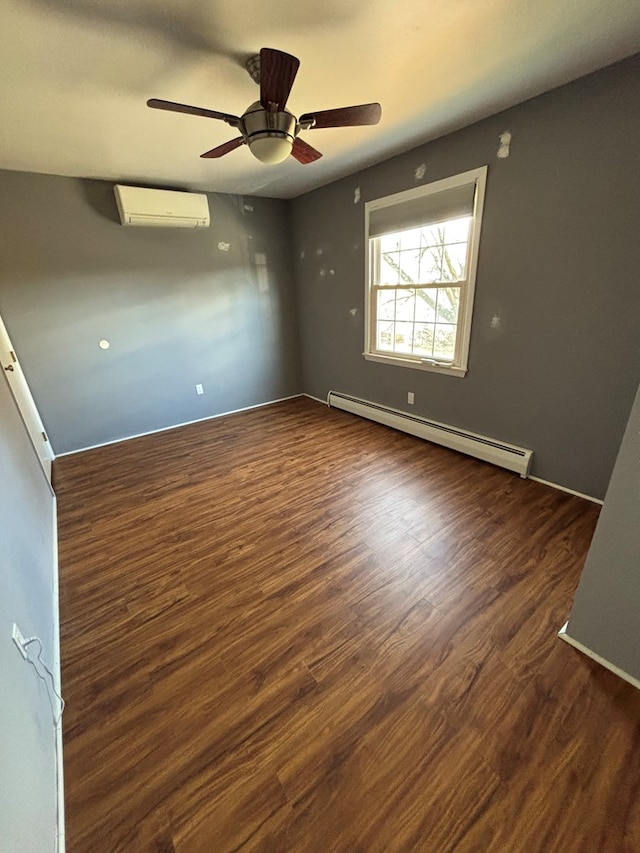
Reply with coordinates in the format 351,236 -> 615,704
291,54 -> 640,500
0,172 -> 301,453
0,371 -> 59,852
0,56 -> 638,494
565,383 -> 640,681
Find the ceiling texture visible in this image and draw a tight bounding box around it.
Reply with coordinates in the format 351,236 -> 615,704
1,0 -> 640,199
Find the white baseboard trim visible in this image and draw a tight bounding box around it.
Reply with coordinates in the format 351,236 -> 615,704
304,393 -> 329,405
529,476 -> 603,505
56,394 -> 304,457
52,496 -> 65,853
55,717 -> 65,853
558,622 -> 640,691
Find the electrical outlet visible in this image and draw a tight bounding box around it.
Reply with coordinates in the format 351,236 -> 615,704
407,391 -> 415,405
12,623 -> 27,659
195,383 -> 204,395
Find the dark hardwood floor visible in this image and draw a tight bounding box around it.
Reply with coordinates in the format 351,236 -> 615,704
55,396 -> 640,852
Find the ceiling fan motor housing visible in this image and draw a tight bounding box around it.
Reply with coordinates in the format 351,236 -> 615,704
242,101 -> 297,163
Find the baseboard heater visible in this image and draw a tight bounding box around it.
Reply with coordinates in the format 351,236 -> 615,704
327,391 -> 533,478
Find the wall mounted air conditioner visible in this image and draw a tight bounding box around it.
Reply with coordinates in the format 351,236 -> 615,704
114,184 -> 210,228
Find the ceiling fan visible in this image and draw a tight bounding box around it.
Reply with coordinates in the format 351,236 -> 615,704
147,47 -> 382,166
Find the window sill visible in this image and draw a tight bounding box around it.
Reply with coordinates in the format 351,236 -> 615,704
363,352 -> 467,377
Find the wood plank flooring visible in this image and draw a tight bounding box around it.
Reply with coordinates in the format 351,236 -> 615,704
55,396 -> 640,852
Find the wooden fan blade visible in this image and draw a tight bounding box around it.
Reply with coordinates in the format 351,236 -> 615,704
147,99 -> 241,127
291,137 -> 323,165
259,48 -> 300,112
200,137 -> 245,159
299,103 -> 382,129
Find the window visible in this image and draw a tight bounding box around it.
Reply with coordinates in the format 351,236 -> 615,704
364,167 -> 487,377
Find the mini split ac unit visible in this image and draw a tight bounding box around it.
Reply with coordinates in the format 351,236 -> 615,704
114,184 -> 210,228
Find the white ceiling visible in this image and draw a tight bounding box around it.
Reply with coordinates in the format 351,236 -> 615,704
1,0 -> 639,199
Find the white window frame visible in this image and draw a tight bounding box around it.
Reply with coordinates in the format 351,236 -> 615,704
363,166 -> 487,377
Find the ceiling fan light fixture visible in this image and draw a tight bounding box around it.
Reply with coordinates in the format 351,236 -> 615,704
148,48 -> 382,167
247,134 -> 294,164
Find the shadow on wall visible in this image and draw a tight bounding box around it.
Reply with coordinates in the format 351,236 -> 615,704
0,168 -> 302,453
81,180 -> 122,225
10,176 -> 280,281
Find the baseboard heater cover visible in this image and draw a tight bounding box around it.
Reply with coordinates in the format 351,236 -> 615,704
327,391 -> 533,478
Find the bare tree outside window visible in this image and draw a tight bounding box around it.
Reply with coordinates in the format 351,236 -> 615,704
365,166 -> 487,375
374,217 -> 471,360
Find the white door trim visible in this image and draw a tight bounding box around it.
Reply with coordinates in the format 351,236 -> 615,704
0,313 -> 54,483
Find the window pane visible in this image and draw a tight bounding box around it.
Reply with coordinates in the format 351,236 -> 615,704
367,167 -> 486,372
380,233 -> 401,252
393,322 -> 413,353
377,289 -> 396,321
413,323 -> 435,356
399,228 -> 422,250
419,246 -> 443,283
434,287 -> 460,324
434,324 -> 456,359
441,243 -> 467,282
398,250 -> 421,284
376,321 -> 394,351
443,216 -> 471,242
394,289 -> 415,322
414,289 -> 437,322
380,252 -> 400,285
420,224 -> 443,248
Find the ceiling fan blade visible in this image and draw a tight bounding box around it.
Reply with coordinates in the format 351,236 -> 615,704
147,98 -> 241,127
200,137 -> 245,159
259,48 -> 300,112
291,137 -> 323,165
299,103 -> 382,129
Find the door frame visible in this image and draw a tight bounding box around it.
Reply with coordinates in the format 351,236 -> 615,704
0,313 -> 54,483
